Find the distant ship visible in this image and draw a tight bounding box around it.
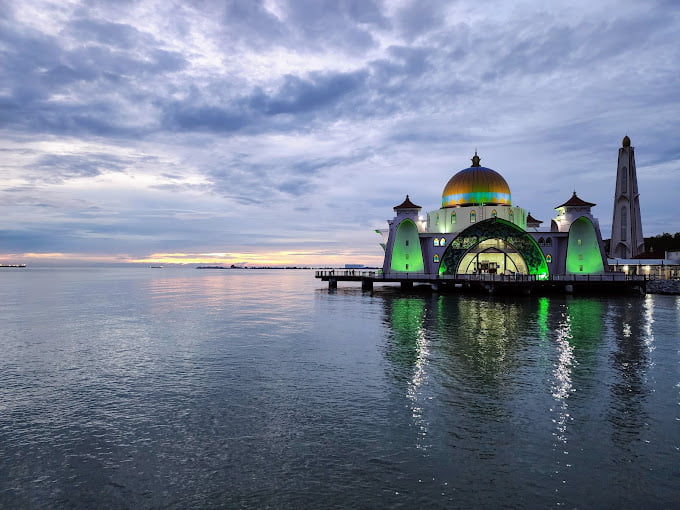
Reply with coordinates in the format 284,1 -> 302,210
0,264 -> 26,268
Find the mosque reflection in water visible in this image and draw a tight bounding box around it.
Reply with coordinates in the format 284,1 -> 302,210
379,290 -> 656,498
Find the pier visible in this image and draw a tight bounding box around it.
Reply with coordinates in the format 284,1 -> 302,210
315,270 -> 647,295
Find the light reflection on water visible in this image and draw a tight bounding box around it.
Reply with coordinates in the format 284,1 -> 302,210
0,268 -> 678,508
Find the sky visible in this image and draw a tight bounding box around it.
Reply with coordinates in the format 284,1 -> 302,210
1,0 -> 679,266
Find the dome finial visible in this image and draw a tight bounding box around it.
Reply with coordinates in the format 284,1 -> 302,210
471,150 -> 481,167
622,135 -> 631,147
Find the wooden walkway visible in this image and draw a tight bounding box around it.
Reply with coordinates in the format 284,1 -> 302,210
314,270 -> 647,295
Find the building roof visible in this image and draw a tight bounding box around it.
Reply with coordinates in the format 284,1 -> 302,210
555,191 -> 596,209
441,152 -> 512,207
393,195 -> 421,210
526,212 -> 543,225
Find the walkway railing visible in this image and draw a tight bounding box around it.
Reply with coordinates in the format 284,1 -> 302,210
315,270 -> 647,282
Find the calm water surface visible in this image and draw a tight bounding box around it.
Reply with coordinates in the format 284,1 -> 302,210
1,267 -> 678,508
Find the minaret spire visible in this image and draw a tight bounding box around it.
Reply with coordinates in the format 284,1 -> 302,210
610,135 -> 644,258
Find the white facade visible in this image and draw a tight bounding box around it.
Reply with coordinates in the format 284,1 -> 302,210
425,205 -> 527,234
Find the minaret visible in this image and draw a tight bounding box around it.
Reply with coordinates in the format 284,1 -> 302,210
609,135 -> 644,258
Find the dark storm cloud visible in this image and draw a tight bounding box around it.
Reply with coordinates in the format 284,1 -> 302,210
0,9 -> 186,138
163,69 -> 369,133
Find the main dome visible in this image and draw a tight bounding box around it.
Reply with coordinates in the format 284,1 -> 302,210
442,153 -> 512,207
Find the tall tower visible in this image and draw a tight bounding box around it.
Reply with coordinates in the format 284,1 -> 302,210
610,135 -> 644,258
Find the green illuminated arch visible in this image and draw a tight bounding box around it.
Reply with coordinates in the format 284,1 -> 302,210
439,218 -> 548,276
566,217 -> 605,274
390,219 -> 424,272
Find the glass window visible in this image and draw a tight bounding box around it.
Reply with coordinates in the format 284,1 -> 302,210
492,209 -> 497,218
440,238 -> 446,246
509,209 -> 514,221
470,210 -> 477,223
577,239 -> 582,246
451,212 -> 456,224
433,238 -> 440,246
546,237 -> 552,247
579,265 -> 583,272
546,254 -> 552,263
538,237 -> 545,246
405,240 -> 409,246
433,254 -> 440,263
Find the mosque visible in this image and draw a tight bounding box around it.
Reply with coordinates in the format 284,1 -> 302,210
317,136 -> 675,292
380,151 -> 608,280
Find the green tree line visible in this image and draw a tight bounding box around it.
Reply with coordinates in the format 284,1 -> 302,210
644,232 -> 680,254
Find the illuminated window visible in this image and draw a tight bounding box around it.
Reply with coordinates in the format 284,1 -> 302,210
470,210 -> 477,223
433,238 -> 440,246
577,239 -> 582,246
451,212 -> 456,224
546,254 -> 552,263
509,209 -> 514,221
433,254 -> 440,263
440,238 -> 446,246
492,209 -> 497,218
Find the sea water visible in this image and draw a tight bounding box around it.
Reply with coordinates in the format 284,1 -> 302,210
1,267 -> 678,508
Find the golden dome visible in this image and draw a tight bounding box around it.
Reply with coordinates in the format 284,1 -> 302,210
442,153 -> 511,207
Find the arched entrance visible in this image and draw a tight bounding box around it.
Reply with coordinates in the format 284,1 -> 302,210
439,218 -> 548,277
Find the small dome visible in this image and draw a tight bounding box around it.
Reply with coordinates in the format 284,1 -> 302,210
622,135 -> 631,147
442,153 -> 511,207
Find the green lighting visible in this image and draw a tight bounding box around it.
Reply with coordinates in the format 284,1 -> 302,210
390,219 -> 424,272
566,218 -> 605,274
439,218 -> 548,276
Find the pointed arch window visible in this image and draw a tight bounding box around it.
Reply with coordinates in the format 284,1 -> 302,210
508,209 -> 514,222
470,210 -> 477,223
621,207 -> 628,241
491,209 -> 497,218
538,237 -> 545,246
545,237 -> 552,247
440,238 -> 446,246
546,254 -> 552,263
433,238 -> 440,246
451,212 -> 457,224
621,167 -> 628,192
433,254 -> 440,263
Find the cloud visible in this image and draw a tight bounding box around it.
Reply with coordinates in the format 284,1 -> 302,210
1,0 -> 679,264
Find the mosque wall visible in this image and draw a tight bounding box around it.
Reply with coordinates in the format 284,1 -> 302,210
426,205 -> 527,234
